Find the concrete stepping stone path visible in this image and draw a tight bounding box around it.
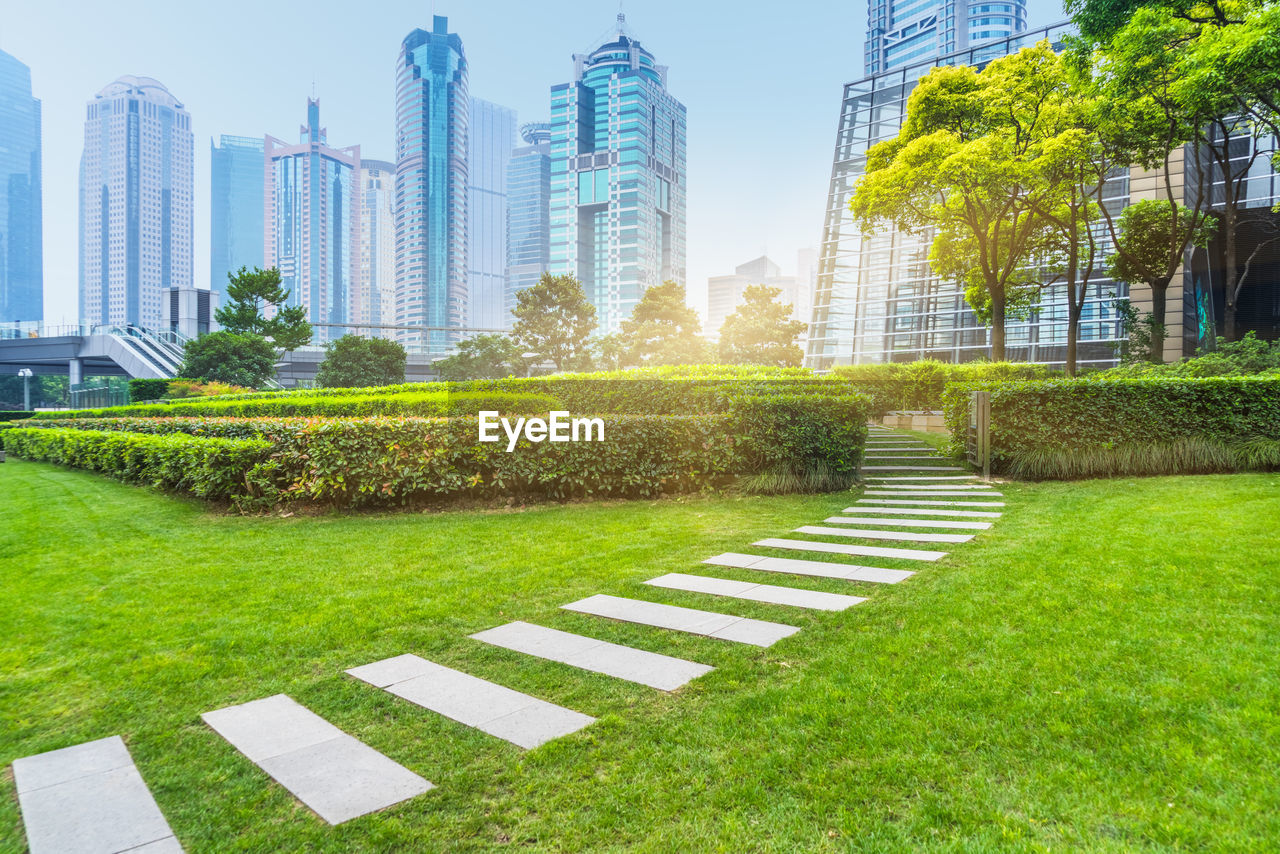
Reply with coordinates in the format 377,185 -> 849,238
844,505 -> 1001,518
470,621 -> 713,691
863,490 -> 1003,497
12,736 -> 183,854
861,465 -> 966,472
346,655 -> 595,749
201,694 -> 432,825
704,552 -> 915,584
794,525 -> 974,544
644,572 -> 866,611
822,515 -> 992,530
754,536 -> 948,562
866,475 -> 980,481
858,498 -> 1006,507
562,594 -> 799,647
875,483 -> 994,490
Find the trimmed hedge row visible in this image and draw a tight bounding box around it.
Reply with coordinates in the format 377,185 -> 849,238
834,361 -> 1051,415
0,411 -> 34,423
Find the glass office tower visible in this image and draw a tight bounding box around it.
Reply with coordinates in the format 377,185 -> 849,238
0,49 -> 42,324
467,97 -> 515,330
210,135 -> 264,301
80,76 -> 193,329
395,15 -> 468,348
506,122 -> 552,328
549,14 -> 687,333
865,0 -> 1028,74
359,159 -> 397,335
264,99 -> 361,343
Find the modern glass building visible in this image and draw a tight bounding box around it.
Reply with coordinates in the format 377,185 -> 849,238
865,0 -> 1028,74
264,98 -> 361,344
467,97 -> 515,330
210,134 -> 264,301
80,76 -> 193,329
506,122 -> 552,328
549,14 -> 687,333
359,159 -> 397,335
395,15 -> 468,348
0,49 -> 42,324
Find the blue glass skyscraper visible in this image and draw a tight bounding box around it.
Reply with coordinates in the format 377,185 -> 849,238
0,49 -> 43,324
467,97 -> 515,330
505,122 -> 551,327
395,15 -> 468,348
866,0 -> 1028,74
210,135 -> 264,301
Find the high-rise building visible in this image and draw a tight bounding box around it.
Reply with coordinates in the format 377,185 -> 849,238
264,98 -> 361,343
395,15 -> 468,348
506,122 -> 552,327
0,49 -> 42,324
79,76 -> 193,329
705,256 -> 808,340
865,0 -> 1028,74
210,134 -> 264,301
549,14 -> 687,333
359,158 -> 397,335
467,97 -> 515,330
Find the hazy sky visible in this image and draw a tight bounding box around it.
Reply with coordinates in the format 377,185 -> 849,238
2,0 -> 1063,326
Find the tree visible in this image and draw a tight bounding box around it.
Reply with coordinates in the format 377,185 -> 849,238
618,280 -> 710,366
718,285 -> 807,366
589,333 -> 629,372
215,266 -> 312,352
511,273 -> 597,371
179,332 -> 277,387
315,335 -> 407,388
432,334 -> 522,381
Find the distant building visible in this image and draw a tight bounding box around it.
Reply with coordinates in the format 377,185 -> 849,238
264,98 -> 361,343
467,97 -> 516,330
79,75 -> 193,329
359,159 -> 397,336
210,135 -> 264,301
505,122 -> 552,327
395,16 -> 469,348
549,14 -> 686,333
165,286 -> 217,339
0,49 -> 42,324
706,256 -> 808,340
865,0 -> 1028,75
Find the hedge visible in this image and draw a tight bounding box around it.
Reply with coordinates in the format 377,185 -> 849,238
128,378 -> 171,403
0,411 -> 34,423
834,360 -> 1051,415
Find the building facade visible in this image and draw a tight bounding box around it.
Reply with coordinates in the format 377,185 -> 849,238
505,122 -> 552,328
549,15 -> 687,333
79,75 -> 193,329
865,0 -> 1028,74
706,256 -> 810,339
0,49 -> 42,324
359,159 -> 397,335
395,16 -> 469,348
210,134 -> 264,300
467,97 -> 516,330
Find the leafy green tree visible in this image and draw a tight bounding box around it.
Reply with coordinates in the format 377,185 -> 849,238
618,280 -> 710,366
432,334 -> 522,381
718,285 -> 807,367
511,273 -> 597,371
589,333 -> 629,372
215,266 -> 312,352
179,332 -> 277,387
315,335 -> 407,388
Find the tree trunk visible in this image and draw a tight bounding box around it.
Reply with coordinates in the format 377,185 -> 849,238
1221,184 -> 1240,342
990,288 -> 1006,362
1064,253 -> 1080,377
1150,282 -> 1167,364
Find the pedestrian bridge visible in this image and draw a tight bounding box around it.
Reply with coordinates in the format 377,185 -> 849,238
0,323 -> 187,383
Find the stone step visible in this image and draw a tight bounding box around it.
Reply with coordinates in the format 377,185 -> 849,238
861,466 -> 966,471
857,498 -> 1006,507
863,490 -> 1003,497
794,525 -> 974,544
823,516 -> 991,530
866,475 -> 981,481
842,505 -> 1002,518
875,483 -> 994,490
470,621 -> 713,691
346,654 -> 595,749
644,572 -> 866,611
704,553 -> 914,584
754,537 -> 947,562
202,694 -> 433,825
12,736 -> 183,854
562,594 -> 799,647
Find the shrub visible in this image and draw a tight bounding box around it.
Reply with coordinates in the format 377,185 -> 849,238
164,379 -> 254,399
128,378 -> 170,403
316,335 -> 408,388
179,331 -> 276,387
834,360 -> 1051,414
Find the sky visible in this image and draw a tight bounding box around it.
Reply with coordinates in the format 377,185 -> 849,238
2,0 -> 1063,327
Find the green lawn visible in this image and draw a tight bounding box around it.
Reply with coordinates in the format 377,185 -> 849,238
2,461 -> 1278,852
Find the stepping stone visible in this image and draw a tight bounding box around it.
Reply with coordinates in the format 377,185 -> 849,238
12,736 -> 182,854
795,525 -> 974,544
861,466 -> 965,471
645,572 -> 866,611
823,515 -> 991,530
858,498 -> 1006,507
866,475 -> 980,481
562,594 -> 798,647
754,537 -> 947,562
470,621 -> 713,691
202,694 -> 432,825
704,553 -> 914,584
864,490 -> 1003,497
346,654 -> 595,749
843,505 -> 1001,518
875,483 -> 994,490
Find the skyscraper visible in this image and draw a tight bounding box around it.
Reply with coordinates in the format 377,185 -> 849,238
467,97 -> 515,330
865,0 -> 1028,74
506,122 -> 552,327
210,135 -> 264,301
264,98 -> 361,343
705,256 -> 807,340
549,14 -> 687,333
395,15 -> 468,348
359,159 -> 397,335
80,76 -> 193,329
0,49 -> 42,324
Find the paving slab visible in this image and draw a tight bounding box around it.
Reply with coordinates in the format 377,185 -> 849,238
795,525 -> 974,544
866,475 -> 981,481
202,694 -> 432,825
823,515 -> 991,530
857,498 -> 1006,507
346,654 -> 595,749
562,594 -> 798,647
754,537 -> 947,561
645,572 -> 866,611
470,621 -> 714,691
864,490 -> 1003,497
12,736 -> 182,854
703,552 -> 915,583
875,483 -> 994,490
842,506 -> 1001,518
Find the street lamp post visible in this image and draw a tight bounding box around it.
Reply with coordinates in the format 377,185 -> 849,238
18,368 -> 33,412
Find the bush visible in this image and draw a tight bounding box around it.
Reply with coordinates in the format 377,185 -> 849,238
1105,332 -> 1280,378
316,335 -> 408,388
128,379 -> 170,403
164,379 -> 255,399
179,331 -> 277,387
729,394 -> 869,492
833,360 -> 1052,415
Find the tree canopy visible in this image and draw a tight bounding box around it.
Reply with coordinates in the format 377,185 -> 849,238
432,334 -> 523,381
214,266 -> 312,352
718,285 -> 807,367
315,335 -> 408,388
179,332 -> 277,388
511,273 -> 598,371
618,280 -> 710,366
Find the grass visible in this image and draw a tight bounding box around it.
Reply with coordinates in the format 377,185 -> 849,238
2,461 -> 1279,851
